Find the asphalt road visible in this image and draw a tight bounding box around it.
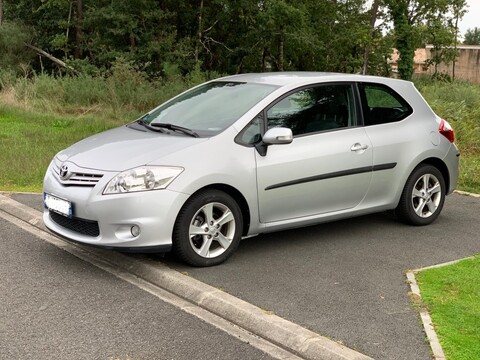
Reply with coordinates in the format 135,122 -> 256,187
6,192 -> 480,359
163,192 -> 480,360
0,216 -> 275,360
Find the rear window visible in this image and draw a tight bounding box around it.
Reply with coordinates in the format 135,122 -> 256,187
359,83 -> 413,126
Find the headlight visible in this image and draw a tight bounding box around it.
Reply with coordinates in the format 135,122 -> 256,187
103,166 -> 183,195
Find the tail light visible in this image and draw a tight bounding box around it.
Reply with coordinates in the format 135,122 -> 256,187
439,119 -> 454,143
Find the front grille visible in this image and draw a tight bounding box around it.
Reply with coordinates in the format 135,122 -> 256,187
50,211 -> 100,237
52,159 -> 104,186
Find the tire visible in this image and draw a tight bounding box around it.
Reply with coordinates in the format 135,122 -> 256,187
396,164 -> 446,226
173,189 -> 243,266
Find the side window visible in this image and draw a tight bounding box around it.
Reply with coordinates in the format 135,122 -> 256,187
266,84 -> 355,136
359,83 -> 413,126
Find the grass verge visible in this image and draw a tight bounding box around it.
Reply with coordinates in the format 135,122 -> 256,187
0,105 -> 125,192
416,255 -> 480,360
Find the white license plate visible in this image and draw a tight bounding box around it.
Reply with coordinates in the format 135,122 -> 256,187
44,193 -> 72,218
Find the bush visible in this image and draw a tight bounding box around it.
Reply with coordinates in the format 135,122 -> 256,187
0,21 -> 36,72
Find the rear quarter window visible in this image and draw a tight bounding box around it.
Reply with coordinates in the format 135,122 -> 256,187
359,83 -> 413,126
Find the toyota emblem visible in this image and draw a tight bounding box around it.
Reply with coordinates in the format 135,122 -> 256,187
60,164 -> 70,180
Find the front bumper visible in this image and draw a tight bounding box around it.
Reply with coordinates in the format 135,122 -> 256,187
43,165 -> 189,250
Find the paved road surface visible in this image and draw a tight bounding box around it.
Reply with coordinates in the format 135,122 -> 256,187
5,192 -> 480,359
163,193 -> 480,360
0,216 -> 275,360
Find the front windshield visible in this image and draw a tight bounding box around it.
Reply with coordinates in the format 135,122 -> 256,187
141,81 -> 278,136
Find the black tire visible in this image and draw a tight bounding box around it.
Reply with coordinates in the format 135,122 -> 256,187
173,189 -> 243,267
396,164 -> 446,226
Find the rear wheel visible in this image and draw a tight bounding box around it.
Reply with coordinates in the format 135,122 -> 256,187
396,165 -> 446,226
173,189 -> 243,266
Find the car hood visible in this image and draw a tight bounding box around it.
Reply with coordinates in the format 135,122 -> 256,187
56,125 -> 208,171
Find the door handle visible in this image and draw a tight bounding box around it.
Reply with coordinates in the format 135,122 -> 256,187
350,143 -> 369,151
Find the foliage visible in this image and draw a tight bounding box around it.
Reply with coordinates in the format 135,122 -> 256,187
417,255 -> 480,360
463,27 -> 480,45
0,21 -> 36,72
1,0 -> 469,78
387,0 -> 415,80
385,0 -> 467,80
0,0 -> 397,76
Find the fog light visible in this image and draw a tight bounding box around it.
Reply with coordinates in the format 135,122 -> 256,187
130,225 -> 141,237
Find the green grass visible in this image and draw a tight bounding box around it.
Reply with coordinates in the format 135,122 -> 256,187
416,255 -> 480,360
458,156 -> 480,194
0,105 -> 124,192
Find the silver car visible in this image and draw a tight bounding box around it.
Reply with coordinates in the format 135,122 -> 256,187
43,72 -> 459,266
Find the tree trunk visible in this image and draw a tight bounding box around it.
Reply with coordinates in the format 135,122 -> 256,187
25,43 -> 78,73
362,0 -> 380,75
194,0 -> 204,64
390,1 -> 414,80
278,26 -> 284,71
75,0 -> 83,59
452,12 -> 459,80
0,0 -> 3,27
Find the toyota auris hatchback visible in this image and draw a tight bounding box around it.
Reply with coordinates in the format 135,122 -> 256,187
43,73 -> 459,266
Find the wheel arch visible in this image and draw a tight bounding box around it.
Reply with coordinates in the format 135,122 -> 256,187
417,157 -> 450,193
182,184 -> 251,236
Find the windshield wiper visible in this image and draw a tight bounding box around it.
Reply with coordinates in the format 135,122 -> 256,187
136,119 -> 168,133
149,123 -> 199,138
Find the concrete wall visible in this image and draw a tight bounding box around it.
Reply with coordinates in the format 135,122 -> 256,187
427,46 -> 480,83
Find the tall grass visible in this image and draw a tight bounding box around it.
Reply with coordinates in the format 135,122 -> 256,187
0,60 -> 212,120
416,80 -> 480,156
415,80 -> 480,193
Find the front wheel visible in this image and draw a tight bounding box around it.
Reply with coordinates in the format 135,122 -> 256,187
396,165 -> 446,226
173,189 -> 243,266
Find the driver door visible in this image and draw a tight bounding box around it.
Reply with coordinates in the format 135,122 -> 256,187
255,83 -> 373,223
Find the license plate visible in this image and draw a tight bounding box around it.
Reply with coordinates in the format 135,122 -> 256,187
44,193 -> 72,218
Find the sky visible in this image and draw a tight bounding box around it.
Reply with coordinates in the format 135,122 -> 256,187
459,0 -> 480,36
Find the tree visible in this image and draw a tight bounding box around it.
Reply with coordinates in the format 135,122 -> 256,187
464,27 -> 480,45
385,0 -> 467,80
386,0 -> 415,80
450,0 -> 467,79
422,17 -> 456,76
1,0 -> 469,79
362,0 -> 381,74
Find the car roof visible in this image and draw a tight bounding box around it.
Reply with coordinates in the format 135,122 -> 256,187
217,72 -> 412,88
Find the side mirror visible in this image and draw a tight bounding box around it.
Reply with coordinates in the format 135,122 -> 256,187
255,127 -> 293,156
262,127 -> 293,145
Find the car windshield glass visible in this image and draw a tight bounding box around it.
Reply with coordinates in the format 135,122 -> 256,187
141,81 -> 278,136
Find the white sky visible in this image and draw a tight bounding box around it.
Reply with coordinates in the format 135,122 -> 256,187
459,0 -> 480,35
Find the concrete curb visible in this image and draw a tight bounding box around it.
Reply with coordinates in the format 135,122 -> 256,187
406,272 -> 446,360
454,190 -> 480,198
0,193 -> 372,360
